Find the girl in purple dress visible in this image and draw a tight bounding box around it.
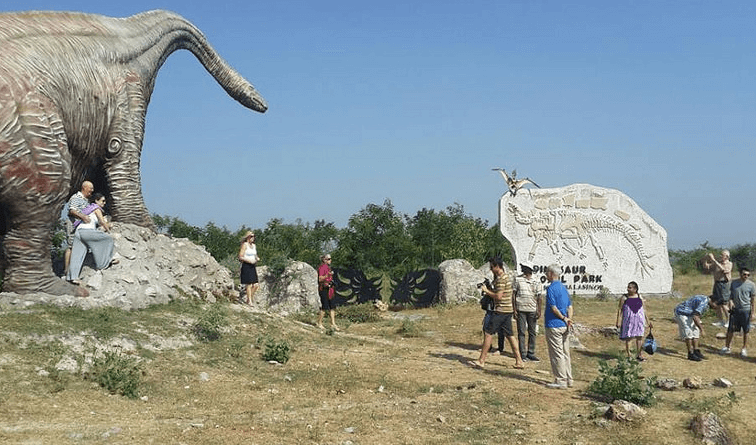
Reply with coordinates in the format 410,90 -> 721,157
615,281 -> 653,361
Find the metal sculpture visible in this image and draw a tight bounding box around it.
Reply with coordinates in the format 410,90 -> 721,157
0,10 -> 267,295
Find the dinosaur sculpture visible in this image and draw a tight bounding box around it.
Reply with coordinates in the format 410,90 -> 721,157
0,10 -> 267,296
492,168 -> 540,196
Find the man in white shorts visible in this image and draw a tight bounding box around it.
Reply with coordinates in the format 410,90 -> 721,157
674,294 -> 713,361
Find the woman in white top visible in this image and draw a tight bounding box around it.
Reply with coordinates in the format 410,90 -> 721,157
66,193 -> 117,284
238,231 -> 260,304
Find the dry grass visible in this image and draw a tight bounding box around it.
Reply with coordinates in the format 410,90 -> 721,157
1,273 -> 755,444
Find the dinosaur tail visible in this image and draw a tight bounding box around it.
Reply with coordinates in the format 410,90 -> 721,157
117,10 -> 267,113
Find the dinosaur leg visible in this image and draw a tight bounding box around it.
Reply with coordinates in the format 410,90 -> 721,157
0,89 -> 87,297
103,79 -> 154,229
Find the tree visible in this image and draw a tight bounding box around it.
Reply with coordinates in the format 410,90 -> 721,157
334,199 -> 417,279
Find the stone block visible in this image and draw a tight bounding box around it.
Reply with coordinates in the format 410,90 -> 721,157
499,183 -> 673,295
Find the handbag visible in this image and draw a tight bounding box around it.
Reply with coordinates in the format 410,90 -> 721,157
643,330 -> 658,355
479,294 -> 494,311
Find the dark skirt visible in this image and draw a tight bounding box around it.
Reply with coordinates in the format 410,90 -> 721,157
241,262 -> 258,285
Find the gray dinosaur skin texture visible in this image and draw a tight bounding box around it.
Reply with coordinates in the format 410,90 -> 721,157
0,10 -> 267,296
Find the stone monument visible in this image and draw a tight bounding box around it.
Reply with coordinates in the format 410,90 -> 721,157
499,183 -> 672,295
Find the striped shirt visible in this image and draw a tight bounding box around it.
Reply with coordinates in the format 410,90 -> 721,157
492,272 -> 514,314
514,275 -> 543,312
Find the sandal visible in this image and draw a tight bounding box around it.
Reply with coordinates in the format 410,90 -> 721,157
513,363 -> 525,369
636,356 -> 646,362
469,360 -> 485,369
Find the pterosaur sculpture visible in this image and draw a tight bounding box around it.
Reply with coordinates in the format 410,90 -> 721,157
492,168 -> 540,197
0,10 -> 267,296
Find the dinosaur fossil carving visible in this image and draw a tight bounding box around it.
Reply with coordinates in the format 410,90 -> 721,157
507,203 -> 655,277
0,10 -> 267,296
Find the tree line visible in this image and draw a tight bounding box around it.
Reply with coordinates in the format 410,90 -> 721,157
152,200 -> 511,280
151,199 -> 756,280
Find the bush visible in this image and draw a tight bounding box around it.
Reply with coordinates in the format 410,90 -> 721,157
88,348 -> 142,399
397,319 -> 423,338
261,338 -> 291,364
596,286 -> 612,301
588,356 -> 656,406
336,302 -> 382,323
192,304 -> 227,342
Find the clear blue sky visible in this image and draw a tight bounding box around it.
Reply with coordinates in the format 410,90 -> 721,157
6,1 -> 755,250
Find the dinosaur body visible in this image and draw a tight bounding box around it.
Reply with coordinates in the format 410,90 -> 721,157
0,10 -> 266,295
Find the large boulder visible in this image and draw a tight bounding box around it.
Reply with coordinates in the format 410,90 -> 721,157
0,223 -> 235,310
247,261 -> 320,315
499,183 -> 673,295
438,259 -> 487,304
438,260 -> 514,305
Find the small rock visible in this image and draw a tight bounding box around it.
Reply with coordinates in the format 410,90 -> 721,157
284,375 -> 292,382
656,378 -> 679,391
377,385 -> 385,393
344,427 -> 355,433
605,400 -> 646,422
199,372 -> 209,381
713,378 -> 733,388
683,377 -> 704,389
437,415 -> 446,423
715,332 -> 727,339
689,412 -> 732,445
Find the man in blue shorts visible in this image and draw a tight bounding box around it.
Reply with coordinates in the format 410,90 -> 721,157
470,257 -> 524,370
721,268 -> 756,357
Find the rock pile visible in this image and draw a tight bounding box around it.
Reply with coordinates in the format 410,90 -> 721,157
0,223 -> 234,310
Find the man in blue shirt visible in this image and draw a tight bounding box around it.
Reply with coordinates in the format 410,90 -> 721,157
674,294 -> 713,361
544,264 -> 573,389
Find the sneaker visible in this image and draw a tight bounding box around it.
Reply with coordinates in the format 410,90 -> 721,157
526,354 -> 540,362
720,347 -> 732,354
741,349 -> 748,358
546,382 -> 567,389
724,322 -> 729,329
687,352 -> 702,362
693,349 -> 705,360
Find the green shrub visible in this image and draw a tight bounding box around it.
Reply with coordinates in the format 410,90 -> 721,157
88,349 -> 142,399
336,302 -> 381,323
588,356 -> 656,406
596,286 -> 612,301
397,319 -> 423,338
192,304 -> 227,342
678,391 -> 740,416
261,338 -> 291,364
